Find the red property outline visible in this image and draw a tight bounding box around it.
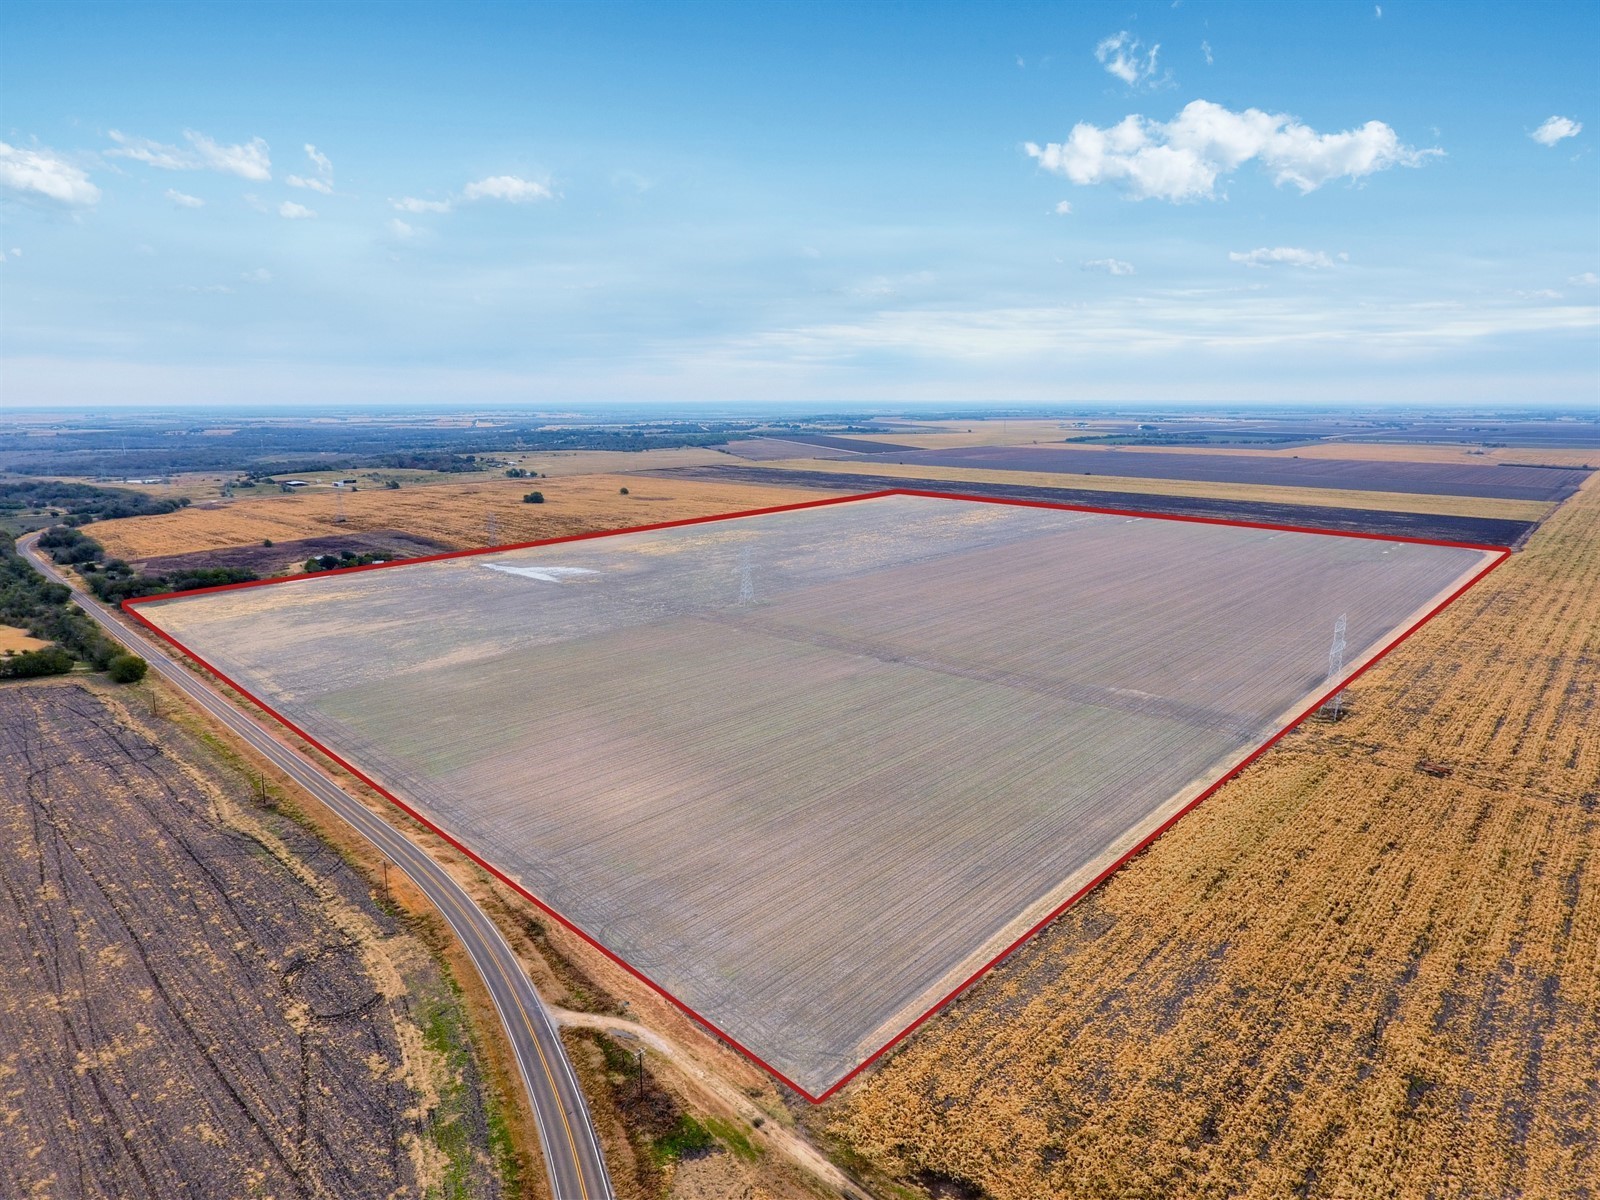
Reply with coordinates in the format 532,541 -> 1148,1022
122,489 -> 1512,1102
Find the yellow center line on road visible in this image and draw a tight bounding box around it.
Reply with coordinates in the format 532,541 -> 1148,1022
436,886 -> 593,1200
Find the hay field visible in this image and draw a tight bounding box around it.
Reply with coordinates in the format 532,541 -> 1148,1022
0,622 -> 49,653
822,478 -> 1600,1198
134,495 -> 1494,1097
85,472 -> 835,561
0,682 -> 504,1200
746,457 -> 1551,524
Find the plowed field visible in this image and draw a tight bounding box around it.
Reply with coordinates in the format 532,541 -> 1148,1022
822,479 -> 1600,1198
0,682 -> 504,1200
131,494 -> 1498,1099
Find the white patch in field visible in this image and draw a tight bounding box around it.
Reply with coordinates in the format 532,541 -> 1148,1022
484,563 -> 599,582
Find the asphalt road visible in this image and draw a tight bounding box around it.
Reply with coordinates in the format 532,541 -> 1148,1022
19,534 -> 615,1200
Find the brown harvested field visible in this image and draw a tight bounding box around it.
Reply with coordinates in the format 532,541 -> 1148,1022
131,495 -> 1496,1098
834,419 -> 1090,450
1053,441 -> 1600,468
0,681 -> 506,1200
821,476 -> 1600,1198
84,472 -> 838,560
0,623 -> 49,653
497,446 -> 741,475
745,456 -> 1553,524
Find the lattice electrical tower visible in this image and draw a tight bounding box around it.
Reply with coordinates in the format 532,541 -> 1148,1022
736,546 -> 755,605
1321,612 -> 1348,721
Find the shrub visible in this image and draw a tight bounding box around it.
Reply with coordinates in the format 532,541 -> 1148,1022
262,538 -> 273,547
107,654 -> 149,683
654,1114 -> 714,1162
523,492 -> 545,504
619,487 -> 630,495
0,646 -> 74,679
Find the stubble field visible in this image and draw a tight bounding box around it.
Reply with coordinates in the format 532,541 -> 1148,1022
84,473 -> 836,561
822,478 -> 1600,1198
0,682 -> 505,1200
132,494 -> 1496,1098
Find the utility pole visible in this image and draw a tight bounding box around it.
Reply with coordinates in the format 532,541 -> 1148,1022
635,1049 -> 645,1102
381,858 -> 391,907
486,511 -> 498,546
1321,612 -> 1348,721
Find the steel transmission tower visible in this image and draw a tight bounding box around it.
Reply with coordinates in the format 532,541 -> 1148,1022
486,511 -> 498,546
736,546 -> 755,605
1321,612 -> 1348,720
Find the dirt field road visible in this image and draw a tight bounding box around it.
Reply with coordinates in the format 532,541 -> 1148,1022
17,534 -> 615,1200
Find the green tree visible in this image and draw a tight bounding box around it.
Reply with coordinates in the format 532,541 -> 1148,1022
523,491 -> 545,504
107,654 -> 149,684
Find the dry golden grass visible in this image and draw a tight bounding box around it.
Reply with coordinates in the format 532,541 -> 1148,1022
0,623 -> 49,653
86,474 -> 841,560
749,456 -> 1552,523
823,475 -> 1600,1198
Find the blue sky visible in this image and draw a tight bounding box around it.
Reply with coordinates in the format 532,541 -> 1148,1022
2,0 -> 1596,409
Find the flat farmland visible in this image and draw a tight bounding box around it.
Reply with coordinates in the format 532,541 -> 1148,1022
823,481 -> 1600,1199
854,445 -> 1589,502
132,494 -> 1500,1097
0,682 -> 504,1199
84,472 -> 835,560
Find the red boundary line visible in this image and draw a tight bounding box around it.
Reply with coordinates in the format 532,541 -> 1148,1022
122,489 -> 1512,1102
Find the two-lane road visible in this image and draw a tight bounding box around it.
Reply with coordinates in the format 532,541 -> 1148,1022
19,533 -> 614,1200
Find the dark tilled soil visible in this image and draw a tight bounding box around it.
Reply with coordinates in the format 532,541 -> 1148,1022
849,446 -> 1590,502
132,529 -> 454,576
0,683 -> 502,1200
643,465 -> 1541,548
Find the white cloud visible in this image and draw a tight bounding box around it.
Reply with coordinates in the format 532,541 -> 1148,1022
187,131 -> 271,180
392,195 -> 453,213
0,140 -> 100,206
0,246 -> 20,262
241,268 -> 272,284
1082,258 -> 1135,275
461,175 -> 553,203
1375,5 -> 1382,17
1201,40 -> 1213,66
106,131 -> 192,170
164,188 -> 204,208
108,129 -> 271,180
387,218 -> 417,240
1531,116 -> 1582,147
1570,272 -> 1599,287
1229,246 -> 1337,269
1095,31 -> 1162,87
278,200 -> 316,219
1027,99 -> 1440,202
1053,200 -> 1073,215
288,143 -> 334,192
